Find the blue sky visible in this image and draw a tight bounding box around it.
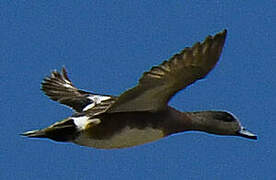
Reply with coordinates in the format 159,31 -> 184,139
1,1 -> 275,179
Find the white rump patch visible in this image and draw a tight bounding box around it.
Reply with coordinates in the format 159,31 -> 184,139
72,116 -> 100,130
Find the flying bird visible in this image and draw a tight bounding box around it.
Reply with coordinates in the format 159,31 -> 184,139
22,29 -> 257,149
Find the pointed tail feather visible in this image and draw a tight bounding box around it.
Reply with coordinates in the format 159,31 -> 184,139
21,129 -> 47,138
21,119 -> 78,142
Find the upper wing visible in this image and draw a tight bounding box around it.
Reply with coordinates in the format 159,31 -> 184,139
106,30 -> 227,113
41,67 -> 116,112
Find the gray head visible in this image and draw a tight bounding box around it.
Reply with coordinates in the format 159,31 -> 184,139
187,111 -> 257,140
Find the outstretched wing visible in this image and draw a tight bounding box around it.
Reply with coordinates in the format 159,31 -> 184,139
107,30 -> 227,113
41,67 -> 116,112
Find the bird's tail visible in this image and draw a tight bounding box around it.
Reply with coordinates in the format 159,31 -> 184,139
21,118 -> 78,142
21,129 -> 47,138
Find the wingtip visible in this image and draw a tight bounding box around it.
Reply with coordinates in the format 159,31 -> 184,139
204,29 -> 227,44
61,66 -> 70,82
61,66 -> 67,75
221,29 -> 227,37
215,29 -> 227,39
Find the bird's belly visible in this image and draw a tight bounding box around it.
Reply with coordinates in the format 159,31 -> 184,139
73,127 -> 164,149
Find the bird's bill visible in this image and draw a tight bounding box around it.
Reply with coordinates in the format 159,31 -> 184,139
237,128 -> 257,140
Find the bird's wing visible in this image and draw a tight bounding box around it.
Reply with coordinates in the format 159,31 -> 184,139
41,67 -> 116,112
106,30 -> 227,113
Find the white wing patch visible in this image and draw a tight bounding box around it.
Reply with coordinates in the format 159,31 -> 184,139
82,103 -> 95,112
82,95 -> 111,111
87,95 -> 111,103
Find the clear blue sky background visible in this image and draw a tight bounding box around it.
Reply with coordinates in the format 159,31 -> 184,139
1,1 -> 275,179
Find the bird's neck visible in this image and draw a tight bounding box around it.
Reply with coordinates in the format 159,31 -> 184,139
167,108 -> 216,134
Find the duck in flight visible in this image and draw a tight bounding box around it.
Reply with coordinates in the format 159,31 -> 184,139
22,29 -> 257,149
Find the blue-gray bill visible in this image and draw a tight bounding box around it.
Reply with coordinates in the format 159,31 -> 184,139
237,127 -> 257,140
